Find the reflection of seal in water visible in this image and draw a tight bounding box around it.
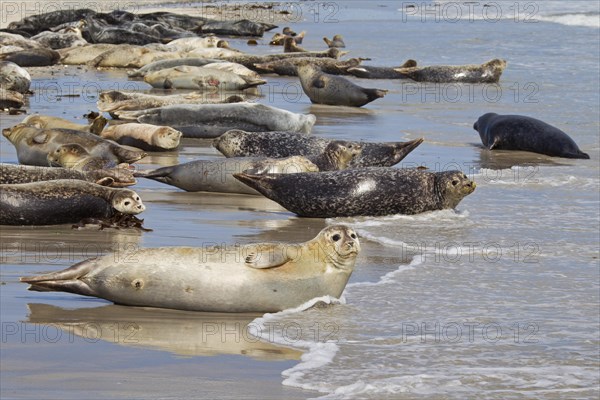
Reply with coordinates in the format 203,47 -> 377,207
136,156 -> 319,195
21,225 -> 360,312
0,163 -> 136,187
214,130 -> 423,168
395,59 -> 507,83
115,102 -> 317,138
2,124 -> 146,166
296,60 -> 387,107
1,179 -> 145,225
234,169 -> 476,217
474,113 -> 590,159
101,123 -> 182,151
0,61 -> 31,93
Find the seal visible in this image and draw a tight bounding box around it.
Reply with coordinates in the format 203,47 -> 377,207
308,141 -> 362,171
395,59 -> 507,83
115,102 -> 316,138
20,225 -> 360,312
214,130 -> 423,167
201,62 -> 262,79
2,124 -> 146,166
83,16 -> 160,46
127,57 -> 224,78
234,168 -> 476,217
296,60 -> 387,107
22,114 -> 107,134
283,37 -> 307,53
87,45 -> 180,68
0,61 -> 31,93
0,89 -> 24,109
223,47 -> 347,70
0,32 -> 42,50
31,26 -> 87,49
143,66 -> 266,90
58,43 -> 119,65
254,57 -> 362,77
97,90 -> 244,115
346,60 -> 418,79
1,179 -> 145,225
0,163 -> 137,187
0,48 -> 60,66
474,113 -> 590,159
269,29 -> 305,45
46,144 -> 118,171
323,34 -> 345,48
100,123 -> 182,151
136,156 -> 319,195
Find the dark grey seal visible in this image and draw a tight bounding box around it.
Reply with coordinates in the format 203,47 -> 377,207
296,60 -> 387,107
0,48 -> 60,66
396,59 -> 507,83
0,180 -> 144,225
234,168 -> 476,218
474,113 -> 590,159
214,130 -> 423,168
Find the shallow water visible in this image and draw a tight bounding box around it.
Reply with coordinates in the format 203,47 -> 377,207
1,1 -> 599,399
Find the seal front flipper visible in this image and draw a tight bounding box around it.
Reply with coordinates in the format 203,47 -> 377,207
244,243 -> 299,269
20,259 -> 98,296
489,136 -> 502,150
311,76 -> 326,89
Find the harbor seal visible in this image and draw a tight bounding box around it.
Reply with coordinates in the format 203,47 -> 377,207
0,48 -> 60,66
234,168 -> 476,217
137,156 -> 319,195
100,123 -> 182,151
97,91 -> 244,115
47,144 -> 118,171
87,45 -> 180,68
283,37 -> 307,53
323,34 -> 345,48
0,89 -> 25,109
474,113 -> 590,159
0,61 -> 31,93
115,103 -> 316,138
143,66 -> 266,90
254,57 -> 362,77
346,60 -> 418,79
58,43 -> 119,65
214,130 -> 423,168
296,60 -> 387,107
22,114 -> 107,134
127,57 -> 224,78
0,163 -> 137,187
395,59 -> 507,83
31,26 -> 87,49
20,225 -> 360,312
2,124 -> 146,166
1,179 -> 145,225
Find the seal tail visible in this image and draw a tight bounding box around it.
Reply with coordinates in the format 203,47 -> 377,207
364,88 -> 388,102
391,138 -> 425,164
133,167 -> 172,183
241,76 -> 268,89
111,146 -> 147,164
233,172 -> 275,194
20,259 -> 97,297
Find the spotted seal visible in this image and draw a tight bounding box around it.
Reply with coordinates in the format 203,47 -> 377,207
0,89 -> 25,109
46,144 -> 118,171
395,59 -> 507,83
346,60 -> 418,79
0,163 -> 136,187
0,48 -> 60,67
214,130 -> 423,168
296,60 -> 387,107
1,179 -> 145,225
20,225 -> 359,312
474,113 -> 590,159
2,124 -> 146,166
235,168 -> 476,217
323,34 -> 345,48
0,61 -> 31,93
22,114 -> 107,134
254,57 -> 362,77
143,66 -> 266,90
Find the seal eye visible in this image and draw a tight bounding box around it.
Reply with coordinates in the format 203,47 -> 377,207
452,180 -> 459,186
350,233 -> 357,239
124,201 -> 131,206
332,234 -> 341,242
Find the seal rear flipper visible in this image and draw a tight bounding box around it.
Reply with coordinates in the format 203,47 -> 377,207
111,146 -> 147,163
133,167 -> 172,183
20,259 -> 97,284
89,115 -> 108,135
94,177 -> 115,186
364,88 -> 388,102
27,280 -> 97,297
398,59 -> 417,68
240,76 -> 267,89
391,138 -> 424,164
